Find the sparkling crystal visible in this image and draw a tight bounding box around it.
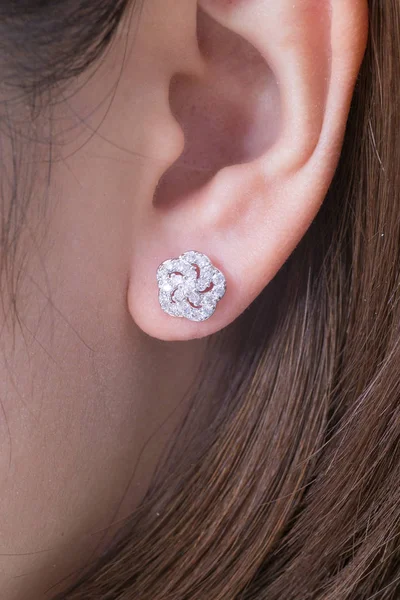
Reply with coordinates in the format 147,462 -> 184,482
157,266 -> 167,281
169,304 -> 180,317
157,251 -> 226,322
159,291 -> 170,309
181,251 -> 198,264
212,283 -> 226,300
197,255 -> 211,268
188,291 -> 201,306
212,271 -> 225,285
203,294 -> 216,307
170,273 -> 183,286
163,260 -> 174,271
197,278 -> 209,292
174,288 -> 185,302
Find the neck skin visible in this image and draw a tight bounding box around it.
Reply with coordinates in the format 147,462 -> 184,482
0,1 -> 207,597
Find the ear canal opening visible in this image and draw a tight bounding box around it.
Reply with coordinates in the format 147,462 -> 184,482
153,7 -> 281,210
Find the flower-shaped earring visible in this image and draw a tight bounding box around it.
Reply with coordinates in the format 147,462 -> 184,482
157,251 -> 226,322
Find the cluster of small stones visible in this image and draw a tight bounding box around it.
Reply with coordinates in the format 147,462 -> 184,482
157,251 -> 226,322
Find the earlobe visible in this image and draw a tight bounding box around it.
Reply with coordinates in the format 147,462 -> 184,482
127,0 -> 368,342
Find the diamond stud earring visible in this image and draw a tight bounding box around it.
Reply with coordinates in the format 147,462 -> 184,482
157,251 -> 227,322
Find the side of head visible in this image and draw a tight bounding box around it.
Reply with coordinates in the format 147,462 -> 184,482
1,2 -> 400,600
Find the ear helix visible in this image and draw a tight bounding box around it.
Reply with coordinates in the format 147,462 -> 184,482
156,251 -> 226,322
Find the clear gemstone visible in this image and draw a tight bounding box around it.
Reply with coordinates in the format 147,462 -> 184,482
211,284 -> 226,300
201,266 -> 213,279
197,279 -> 206,291
197,306 -> 213,321
157,266 -> 167,281
212,271 -> 225,285
181,251 -> 198,264
159,291 -> 170,309
170,273 -> 183,286
205,292 -> 216,303
170,259 -> 182,272
197,254 -> 211,268
182,303 -> 192,317
157,251 -> 226,322
174,288 -> 185,302
169,302 -> 180,315
188,291 -> 201,306
163,260 -> 174,271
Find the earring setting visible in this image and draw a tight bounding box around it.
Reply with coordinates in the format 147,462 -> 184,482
157,251 -> 226,322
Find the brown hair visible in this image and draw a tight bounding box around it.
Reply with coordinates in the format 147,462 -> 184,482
33,0 -> 400,597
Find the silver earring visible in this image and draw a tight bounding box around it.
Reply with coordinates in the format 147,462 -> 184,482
157,251 -> 227,322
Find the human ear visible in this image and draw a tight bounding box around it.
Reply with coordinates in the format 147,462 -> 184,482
127,0 -> 368,341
